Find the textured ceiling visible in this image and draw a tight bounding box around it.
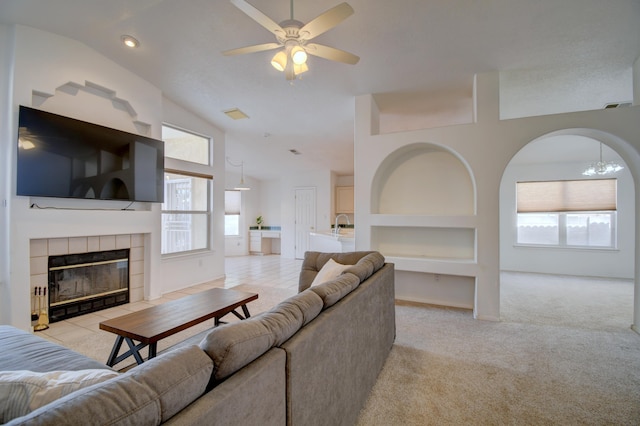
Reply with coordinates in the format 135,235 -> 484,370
1,0 -> 639,179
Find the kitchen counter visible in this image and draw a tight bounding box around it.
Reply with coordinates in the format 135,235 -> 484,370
309,230 -> 355,252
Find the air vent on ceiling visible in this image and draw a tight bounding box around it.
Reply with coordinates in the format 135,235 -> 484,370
289,149 -> 301,155
223,108 -> 249,120
604,102 -> 632,109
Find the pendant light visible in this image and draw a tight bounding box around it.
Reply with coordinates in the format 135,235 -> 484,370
582,143 -> 623,176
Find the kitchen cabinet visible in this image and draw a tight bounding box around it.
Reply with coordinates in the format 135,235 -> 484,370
336,186 -> 354,213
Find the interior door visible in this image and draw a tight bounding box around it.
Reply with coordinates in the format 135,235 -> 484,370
295,187 -> 316,259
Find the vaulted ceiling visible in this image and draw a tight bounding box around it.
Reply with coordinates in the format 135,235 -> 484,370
1,0 -> 639,179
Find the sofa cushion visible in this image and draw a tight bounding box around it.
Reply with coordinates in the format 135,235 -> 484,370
0,325 -> 113,372
343,252 -> 386,282
310,272 -> 360,309
0,369 -> 119,423
200,319 -> 275,381
261,290 -> 323,346
310,258 -> 350,287
7,345 -> 212,426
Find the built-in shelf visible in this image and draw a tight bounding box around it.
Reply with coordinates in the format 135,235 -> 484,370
368,142 -> 478,308
385,255 -> 477,277
371,226 -> 475,258
369,214 -> 476,228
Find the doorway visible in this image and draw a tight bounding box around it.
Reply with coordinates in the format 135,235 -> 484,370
499,133 -> 635,327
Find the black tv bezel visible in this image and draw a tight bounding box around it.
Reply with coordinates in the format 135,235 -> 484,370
16,106 -> 165,203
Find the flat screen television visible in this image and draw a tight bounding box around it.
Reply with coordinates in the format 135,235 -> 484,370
17,106 -> 164,203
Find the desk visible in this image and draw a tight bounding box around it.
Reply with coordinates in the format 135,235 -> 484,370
250,230 -> 281,255
99,288 -> 258,367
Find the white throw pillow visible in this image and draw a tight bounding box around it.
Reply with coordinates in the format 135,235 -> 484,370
310,258 -> 350,287
0,369 -> 119,422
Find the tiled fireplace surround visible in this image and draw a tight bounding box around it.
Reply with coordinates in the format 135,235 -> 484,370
29,234 -> 146,315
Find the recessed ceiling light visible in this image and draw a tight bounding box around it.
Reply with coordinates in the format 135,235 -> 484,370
223,108 -> 249,120
121,35 -> 140,48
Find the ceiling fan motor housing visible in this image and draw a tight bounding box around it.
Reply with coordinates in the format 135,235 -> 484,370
277,19 -> 306,44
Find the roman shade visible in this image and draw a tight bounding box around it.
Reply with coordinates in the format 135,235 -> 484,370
225,190 -> 241,215
516,179 -> 617,213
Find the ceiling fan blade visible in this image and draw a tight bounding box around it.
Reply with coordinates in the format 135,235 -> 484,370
223,43 -> 281,56
299,3 -> 354,40
305,43 -> 359,65
230,0 -> 285,37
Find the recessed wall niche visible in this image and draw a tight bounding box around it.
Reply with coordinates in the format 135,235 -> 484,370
369,142 -> 478,308
371,143 -> 474,215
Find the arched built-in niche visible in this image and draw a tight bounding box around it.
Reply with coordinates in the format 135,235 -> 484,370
371,143 -> 475,215
369,143 -> 478,308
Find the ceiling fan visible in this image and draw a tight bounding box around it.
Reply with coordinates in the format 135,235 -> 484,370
223,0 -> 360,80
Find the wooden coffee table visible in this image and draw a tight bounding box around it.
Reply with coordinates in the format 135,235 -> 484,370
99,287 -> 258,367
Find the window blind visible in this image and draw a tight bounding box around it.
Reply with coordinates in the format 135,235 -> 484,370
225,190 -> 241,215
516,179 -> 617,213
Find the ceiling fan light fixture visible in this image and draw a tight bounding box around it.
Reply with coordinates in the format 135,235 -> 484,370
291,46 -> 307,65
293,62 -> 308,75
271,51 -> 287,71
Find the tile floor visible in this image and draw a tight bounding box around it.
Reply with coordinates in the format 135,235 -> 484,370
37,255 -> 303,347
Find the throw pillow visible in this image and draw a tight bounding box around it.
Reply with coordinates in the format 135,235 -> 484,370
310,258 -> 350,287
0,369 -> 119,422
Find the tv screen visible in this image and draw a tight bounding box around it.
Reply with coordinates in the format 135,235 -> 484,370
17,106 -> 164,203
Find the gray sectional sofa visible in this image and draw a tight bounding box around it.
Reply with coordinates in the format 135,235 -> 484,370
0,251 -> 395,425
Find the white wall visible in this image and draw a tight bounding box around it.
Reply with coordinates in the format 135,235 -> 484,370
355,72 -> 640,322
0,25 -> 226,329
0,24 -> 14,323
161,98 -> 226,292
635,55 -> 640,107
500,153 -> 635,279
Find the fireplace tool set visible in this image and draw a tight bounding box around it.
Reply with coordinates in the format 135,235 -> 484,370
32,286 -> 49,331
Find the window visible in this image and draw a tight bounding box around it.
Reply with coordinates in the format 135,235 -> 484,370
516,179 -> 617,249
161,125 -> 212,255
225,190 -> 241,236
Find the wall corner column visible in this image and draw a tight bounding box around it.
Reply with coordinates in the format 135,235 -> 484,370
633,55 -> 640,107
473,72 -> 500,123
355,94 -> 379,138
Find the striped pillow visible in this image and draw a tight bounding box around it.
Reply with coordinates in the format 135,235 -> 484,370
0,369 -> 118,422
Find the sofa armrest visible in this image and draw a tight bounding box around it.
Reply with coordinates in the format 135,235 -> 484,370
0,325 -> 112,372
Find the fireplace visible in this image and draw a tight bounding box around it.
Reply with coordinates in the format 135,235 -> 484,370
48,249 -> 130,322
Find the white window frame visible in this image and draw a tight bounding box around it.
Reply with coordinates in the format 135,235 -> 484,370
516,211 -> 617,249
161,124 -> 214,256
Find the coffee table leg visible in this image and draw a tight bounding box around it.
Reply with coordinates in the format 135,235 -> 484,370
242,304 -> 251,318
148,343 -> 157,360
106,335 -> 125,367
124,338 -> 145,365
216,304 -> 252,326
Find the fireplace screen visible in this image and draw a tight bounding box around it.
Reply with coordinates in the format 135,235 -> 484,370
48,249 -> 130,322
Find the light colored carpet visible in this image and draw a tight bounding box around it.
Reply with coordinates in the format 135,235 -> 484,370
356,272 -> 640,425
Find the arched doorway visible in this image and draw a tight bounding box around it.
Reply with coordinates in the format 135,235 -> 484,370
499,130 -> 638,331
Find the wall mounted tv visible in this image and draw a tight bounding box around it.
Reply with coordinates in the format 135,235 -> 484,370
17,106 -> 164,203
